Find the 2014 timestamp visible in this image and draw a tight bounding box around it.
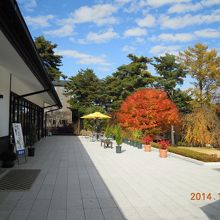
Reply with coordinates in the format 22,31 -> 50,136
191,192 -> 220,201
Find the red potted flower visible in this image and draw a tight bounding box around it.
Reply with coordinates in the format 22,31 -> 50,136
142,136 -> 153,152
158,140 -> 170,158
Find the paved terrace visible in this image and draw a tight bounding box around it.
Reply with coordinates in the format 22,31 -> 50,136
0,136 -> 220,220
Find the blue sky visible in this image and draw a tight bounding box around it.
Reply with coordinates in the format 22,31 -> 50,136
17,0 -> 220,88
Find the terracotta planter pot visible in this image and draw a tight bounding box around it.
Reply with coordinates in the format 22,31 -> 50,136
144,144 -> 151,152
159,149 -> 168,158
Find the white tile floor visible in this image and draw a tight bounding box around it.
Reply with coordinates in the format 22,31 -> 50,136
79,136 -> 220,220
0,136 -> 220,220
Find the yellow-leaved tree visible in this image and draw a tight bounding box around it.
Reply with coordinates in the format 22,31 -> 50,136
183,107 -> 220,147
179,43 -> 220,147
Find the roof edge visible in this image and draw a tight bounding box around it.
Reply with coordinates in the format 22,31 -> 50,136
0,0 -> 62,108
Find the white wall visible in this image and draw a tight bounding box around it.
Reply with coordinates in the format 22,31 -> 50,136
0,66 -> 10,137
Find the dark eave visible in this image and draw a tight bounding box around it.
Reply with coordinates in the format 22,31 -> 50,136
0,0 -> 62,108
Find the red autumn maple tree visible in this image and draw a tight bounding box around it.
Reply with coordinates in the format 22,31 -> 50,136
117,88 -> 181,135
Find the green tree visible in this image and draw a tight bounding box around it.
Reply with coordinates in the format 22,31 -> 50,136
105,54 -> 154,111
153,53 -> 186,93
179,43 -> 220,106
179,43 -> 220,147
65,69 -> 104,113
153,53 -> 191,114
34,35 -> 64,80
172,90 -> 192,114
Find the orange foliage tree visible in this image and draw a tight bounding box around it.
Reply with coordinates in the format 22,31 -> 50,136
117,88 -> 181,135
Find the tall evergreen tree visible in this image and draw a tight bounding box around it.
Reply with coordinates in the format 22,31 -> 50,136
65,69 -> 104,113
153,53 -> 191,114
105,54 -> 154,111
34,35 -> 64,80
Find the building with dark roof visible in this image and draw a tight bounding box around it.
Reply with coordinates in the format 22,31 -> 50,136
0,0 -> 62,153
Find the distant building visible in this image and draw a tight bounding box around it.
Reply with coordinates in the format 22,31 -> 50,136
47,80 -> 73,134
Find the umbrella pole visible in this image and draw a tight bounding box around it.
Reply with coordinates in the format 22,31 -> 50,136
95,118 -> 98,140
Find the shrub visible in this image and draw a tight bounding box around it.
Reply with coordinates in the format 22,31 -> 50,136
168,147 -> 220,162
176,141 -> 188,146
105,125 -> 112,138
151,142 -> 159,148
151,143 -> 220,162
131,130 -> 142,142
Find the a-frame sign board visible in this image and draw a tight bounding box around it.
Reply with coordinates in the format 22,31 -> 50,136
12,123 -> 27,164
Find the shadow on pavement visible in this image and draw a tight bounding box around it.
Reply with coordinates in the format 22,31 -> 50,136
75,137 -> 126,220
201,199 -> 220,220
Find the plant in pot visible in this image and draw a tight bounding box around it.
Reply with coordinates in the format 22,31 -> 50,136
115,125 -> 123,153
158,140 -> 170,158
132,130 -> 142,149
142,136 -> 153,152
27,124 -> 37,157
105,125 -> 112,139
0,150 -> 17,168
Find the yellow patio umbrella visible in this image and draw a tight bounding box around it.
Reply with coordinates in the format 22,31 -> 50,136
81,112 -> 111,139
81,112 -> 111,119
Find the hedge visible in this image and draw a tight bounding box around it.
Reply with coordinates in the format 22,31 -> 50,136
151,142 -> 220,162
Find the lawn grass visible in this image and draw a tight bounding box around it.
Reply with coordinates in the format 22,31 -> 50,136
151,142 -> 220,162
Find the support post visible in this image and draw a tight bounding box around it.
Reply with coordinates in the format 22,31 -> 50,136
171,125 -> 175,145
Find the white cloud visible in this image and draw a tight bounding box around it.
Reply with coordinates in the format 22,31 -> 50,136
122,45 -> 136,53
25,15 -> 54,28
17,0 -> 37,11
150,45 -> 181,55
115,0 -> 132,5
168,3 -> 202,14
141,0 -> 191,8
157,33 -> 195,42
80,29 -> 118,44
124,27 -> 147,37
70,4 -> 117,26
123,1 -> 141,13
167,1 -> 220,15
160,11 -> 220,29
123,0 -> 191,13
202,0 -> 220,7
194,28 -> 220,38
44,25 -> 74,37
56,49 -> 110,66
152,29 -> 220,42
136,14 -> 156,27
